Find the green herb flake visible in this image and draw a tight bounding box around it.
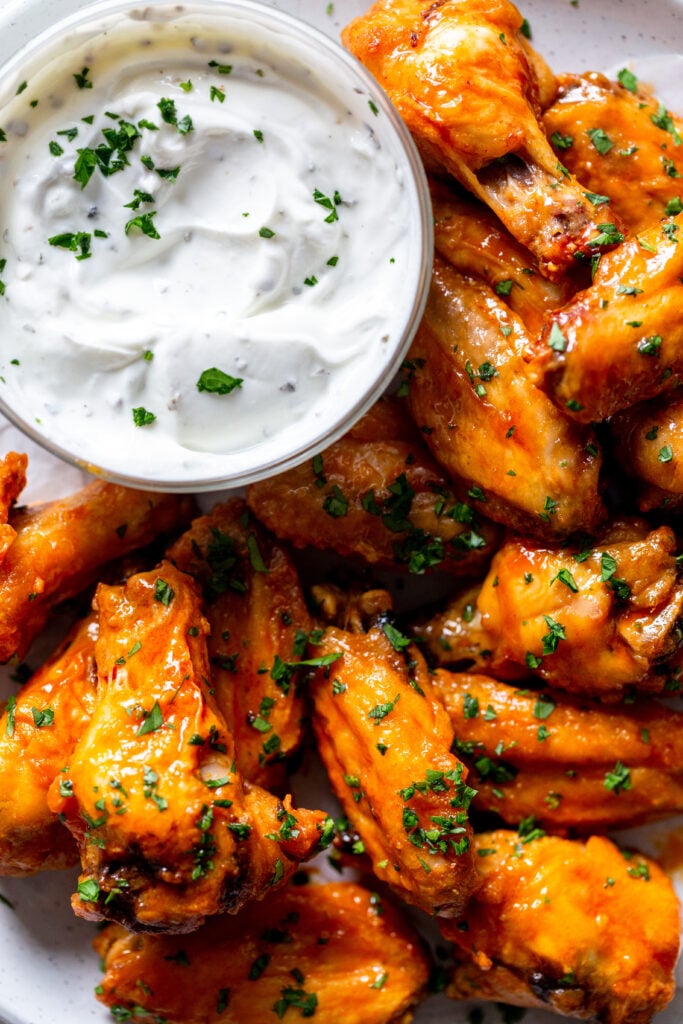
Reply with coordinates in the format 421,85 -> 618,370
196,367 -> 243,395
132,406 -> 156,426
136,700 -> 164,737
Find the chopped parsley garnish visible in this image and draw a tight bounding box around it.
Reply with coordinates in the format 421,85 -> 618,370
210,85 -> 225,103
125,211 -> 160,238
617,67 -> 638,93
48,231 -> 92,261
196,368 -> 243,395
586,127 -> 613,155
31,707 -> 54,728
137,700 -> 164,736
313,187 -> 342,223
132,406 -> 156,426
605,761 -> 632,794
208,60 -> 233,74
368,693 -> 400,724
154,578 -> 175,606
73,67 -> 93,90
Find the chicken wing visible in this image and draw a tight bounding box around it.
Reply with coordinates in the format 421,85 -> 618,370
0,611 -> 97,875
533,214 -> 683,422
167,500 -> 310,790
610,388 -> 683,513
544,71 -> 683,233
414,519 -> 683,697
94,880 -> 430,1024
441,830 -> 679,1024
310,587 -> 478,918
0,451 -> 27,563
405,257 -> 604,538
430,179 -> 578,336
0,478 -> 195,662
246,396 -> 499,576
49,562 -> 328,933
343,0 -> 622,279
434,669 -> 683,831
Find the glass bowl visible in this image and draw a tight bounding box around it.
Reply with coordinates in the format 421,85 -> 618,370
0,0 -> 432,492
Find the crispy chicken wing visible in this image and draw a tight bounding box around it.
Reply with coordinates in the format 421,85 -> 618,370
441,830 -> 679,1024
0,451 -> 27,564
343,0 -> 621,279
610,388 -> 683,513
310,588 -> 477,918
94,880 -> 430,1024
533,214 -> 683,422
167,500 -> 310,790
434,670 -> 683,831
405,257 -> 604,538
544,71 -> 683,233
415,519 -> 683,697
0,611 -> 97,875
49,562 -> 328,933
430,180 -> 577,336
246,397 -> 499,576
0,479 -> 195,662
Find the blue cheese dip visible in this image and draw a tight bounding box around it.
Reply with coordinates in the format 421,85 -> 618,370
0,0 -> 429,489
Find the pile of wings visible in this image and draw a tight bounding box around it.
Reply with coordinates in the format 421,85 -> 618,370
1,1 -> 683,1022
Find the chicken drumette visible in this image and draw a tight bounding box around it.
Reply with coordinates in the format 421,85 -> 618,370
343,0 -> 622,279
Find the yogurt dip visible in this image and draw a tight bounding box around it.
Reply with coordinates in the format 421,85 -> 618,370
0,0 -> 430,489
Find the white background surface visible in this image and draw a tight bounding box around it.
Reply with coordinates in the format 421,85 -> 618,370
0,0 -> 682,1022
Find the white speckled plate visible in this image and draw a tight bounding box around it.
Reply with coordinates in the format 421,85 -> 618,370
0,1 -> 682,1022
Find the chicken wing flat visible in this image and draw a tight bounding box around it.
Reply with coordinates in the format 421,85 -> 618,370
441,831 -> 679,1024
94,880 -> 430,1024
247,397 -> 499,576
544,71 -> 683,233
434,670 -> 683,832
310,588 -> 477,918
343,0 -> 621,279
0,478 -> 195,662
430,180 -> 577,336
414,519 -> 683,697
610,388 -> 683,513
49,562 -> 328,933
167,500 -> 310,790
534,214 -> 683,422
405,257 -> 604,538
0,611 -> 97,875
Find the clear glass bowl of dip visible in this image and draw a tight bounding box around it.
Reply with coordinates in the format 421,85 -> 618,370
0,0 -> 432,492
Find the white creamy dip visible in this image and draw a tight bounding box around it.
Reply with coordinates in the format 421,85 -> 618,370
0,0 -> 429,488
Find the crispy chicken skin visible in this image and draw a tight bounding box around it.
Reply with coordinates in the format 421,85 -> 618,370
0,451 -> 27,563
441,831 -> 680,1024
533,215 -> 683,422
310,588 -> 478,918
434,670 -> 683,831
610,388 -> 683,513
415,519 -> 683,697
49,563 -> 327,933
544,71 -> 683,233
247,397 -> 499,576
430,179 -> 577,336
405,257 -> 604,538
94,881 -> 430,1024
0,479 -> 195,663
0,612 -> 97,875
167,500 -> 310,790
342,0 -> 621,279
